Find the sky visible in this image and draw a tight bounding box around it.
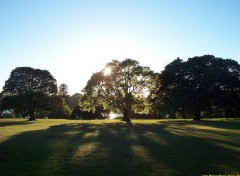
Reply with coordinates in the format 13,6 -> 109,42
0,0 -> 240,95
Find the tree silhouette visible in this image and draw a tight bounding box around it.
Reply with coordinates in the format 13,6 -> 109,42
159,55 -> 240,120
1,67 -> 57,120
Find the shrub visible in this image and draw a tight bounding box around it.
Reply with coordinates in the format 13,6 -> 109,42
3,112 -> 15,118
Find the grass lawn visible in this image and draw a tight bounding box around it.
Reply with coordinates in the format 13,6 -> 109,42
0,118 -> 240,176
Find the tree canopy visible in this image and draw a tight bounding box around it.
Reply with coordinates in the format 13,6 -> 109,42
158,55 -> 240,120
58,83 -> 69,98
82,59 -> 154,123
1,67 -> 57,120
68,93 -> 81,110
1,55 -> 239,121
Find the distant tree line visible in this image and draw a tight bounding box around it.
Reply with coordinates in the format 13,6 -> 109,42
0,55 -> 239,122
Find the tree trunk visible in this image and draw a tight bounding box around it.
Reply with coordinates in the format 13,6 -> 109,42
180,110 -> 186,119
28,109 -> 36,121
193,110 -> 201,121
225,107 -> 232,119
122,109 -> 132,124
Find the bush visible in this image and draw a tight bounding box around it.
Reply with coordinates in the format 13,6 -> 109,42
3,112 -> 15,118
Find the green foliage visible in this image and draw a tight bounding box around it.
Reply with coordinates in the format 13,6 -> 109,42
1,56 -> 239,121
70,105 -> 95,120
2,112 -> 15,118
0,93 -> 3,116
68,93 -> 81,110
70,105 -> 109,119
49,97 -> 72,119
147,73 -> 163,118
58,83 -> 69,97
1,67 -> 58,120
2,67 -> 57,96
82,59 -> 154,122
158,55 -> 240,120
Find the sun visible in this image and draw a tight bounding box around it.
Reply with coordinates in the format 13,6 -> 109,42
104,67 -> 112,76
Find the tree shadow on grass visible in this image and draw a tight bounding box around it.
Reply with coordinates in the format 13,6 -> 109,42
134,123 -> 240,175
199,120 -> 240,130
0,119 -> 33,127
0,121 -> 239,176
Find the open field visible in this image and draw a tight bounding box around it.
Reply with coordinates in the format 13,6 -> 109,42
0,118 -> 240,176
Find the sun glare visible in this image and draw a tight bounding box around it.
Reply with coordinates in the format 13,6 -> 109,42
109,113 -> 121,119
104,67 -> 112,76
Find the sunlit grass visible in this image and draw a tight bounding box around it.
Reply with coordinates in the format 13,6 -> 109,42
0,118 -> 240,176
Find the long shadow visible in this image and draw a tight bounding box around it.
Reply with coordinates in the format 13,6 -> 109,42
200,120 -> 240,130
132,123 -> 240,175
0,119 -> 33,127
0,121 -> 239,176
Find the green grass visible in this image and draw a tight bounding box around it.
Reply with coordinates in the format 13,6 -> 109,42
0,118 -> 240,176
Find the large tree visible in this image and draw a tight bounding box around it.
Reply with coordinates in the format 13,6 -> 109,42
82,59 -> 153,123
159,55 -> 240,120
1,67 -> 57,120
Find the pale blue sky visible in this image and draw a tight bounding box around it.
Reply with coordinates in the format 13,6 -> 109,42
1,0 -> 240,95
